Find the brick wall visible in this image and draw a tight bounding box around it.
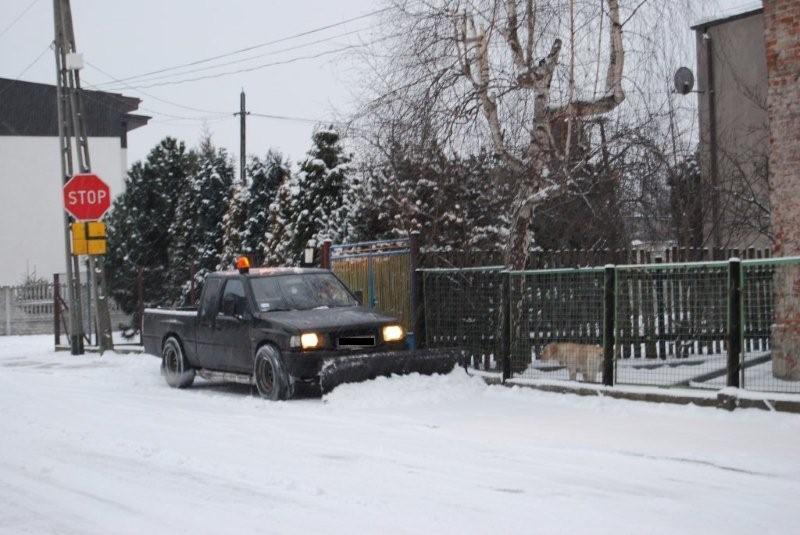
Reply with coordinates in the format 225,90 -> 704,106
763,0 -> 800,380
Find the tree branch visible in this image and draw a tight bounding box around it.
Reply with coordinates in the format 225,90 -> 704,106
551,0 -> 625,118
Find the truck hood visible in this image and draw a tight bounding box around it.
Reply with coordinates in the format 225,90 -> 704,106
255,306 -> 397,332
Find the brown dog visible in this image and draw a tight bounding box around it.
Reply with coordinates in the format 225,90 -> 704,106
539,343 -> 603,382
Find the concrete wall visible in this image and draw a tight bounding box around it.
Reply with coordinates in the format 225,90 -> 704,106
0,136 -> 127,285
695,11 -> 772,250
763,0 -> 800,381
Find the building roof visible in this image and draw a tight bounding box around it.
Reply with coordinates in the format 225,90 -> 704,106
691,6 -> 763,31
0,78 -> 149,147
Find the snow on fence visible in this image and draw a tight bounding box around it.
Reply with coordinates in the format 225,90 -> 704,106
419,256 -> 800,394
0,279 -> 129,338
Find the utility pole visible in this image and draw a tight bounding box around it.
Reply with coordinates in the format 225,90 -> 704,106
234,89 -> 249,183
53,0 -> 114,353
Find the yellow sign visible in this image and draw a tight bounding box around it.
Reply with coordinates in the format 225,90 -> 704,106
71,221 -> 107,256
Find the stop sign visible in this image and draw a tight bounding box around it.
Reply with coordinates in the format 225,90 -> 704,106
63,173 -> 111,221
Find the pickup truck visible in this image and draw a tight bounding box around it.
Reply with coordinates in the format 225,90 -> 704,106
142,265 -> 459,399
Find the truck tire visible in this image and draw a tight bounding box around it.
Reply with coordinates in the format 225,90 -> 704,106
254,345 -> 293,401
162,336 -> 195,388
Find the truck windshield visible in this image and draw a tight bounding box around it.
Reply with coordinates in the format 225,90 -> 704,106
250,273 -> 358,312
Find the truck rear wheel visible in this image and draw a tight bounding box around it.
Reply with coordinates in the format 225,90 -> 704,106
162,336 -> 195,388
254,345 -> 292,401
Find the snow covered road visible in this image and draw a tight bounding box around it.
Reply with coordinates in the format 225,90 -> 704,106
1,335 -> 798,534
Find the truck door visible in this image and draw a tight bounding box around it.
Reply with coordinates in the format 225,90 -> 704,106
214,278 -> 252,373
196,277 -> 223,368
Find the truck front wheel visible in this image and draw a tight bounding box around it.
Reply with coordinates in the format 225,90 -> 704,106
162,336 -> 195,388
254,345 -> 292,401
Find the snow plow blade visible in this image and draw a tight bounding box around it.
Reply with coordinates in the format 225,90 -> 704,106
319,348 -> 464,394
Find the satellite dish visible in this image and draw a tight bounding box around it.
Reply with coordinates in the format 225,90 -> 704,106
673,67 -> 695,95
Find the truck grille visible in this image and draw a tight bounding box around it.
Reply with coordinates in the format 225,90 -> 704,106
337,335 -> 376,349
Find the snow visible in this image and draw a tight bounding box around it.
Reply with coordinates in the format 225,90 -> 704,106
1,335 -> 799,534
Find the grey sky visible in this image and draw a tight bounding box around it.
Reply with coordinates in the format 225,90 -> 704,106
1,0 -> 763,169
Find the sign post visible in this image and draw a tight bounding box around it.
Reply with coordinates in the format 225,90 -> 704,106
62,173 -> 114,353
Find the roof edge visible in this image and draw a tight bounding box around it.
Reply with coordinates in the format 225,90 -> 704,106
691,7 -> 763,31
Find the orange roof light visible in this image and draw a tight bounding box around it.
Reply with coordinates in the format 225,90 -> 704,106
236,256 -> 251,274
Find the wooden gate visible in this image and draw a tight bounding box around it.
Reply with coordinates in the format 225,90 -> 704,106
330,239 -> 412,330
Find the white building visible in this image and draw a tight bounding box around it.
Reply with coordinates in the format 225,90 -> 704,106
0,77 -> 148,285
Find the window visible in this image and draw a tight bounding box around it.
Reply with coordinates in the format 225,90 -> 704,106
199,278 -> 222,321
250,273 -> 357,311
220,279 -> 246,316
250,277 -> 285,312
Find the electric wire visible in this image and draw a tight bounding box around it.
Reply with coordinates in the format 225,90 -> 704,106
0,41 -> 53,98
94,7 -> 392,87
100,34 -> 396,91
93,25 -> 380,89
0,0 -> 41,40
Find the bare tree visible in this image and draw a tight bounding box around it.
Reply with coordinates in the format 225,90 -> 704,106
353,0 -> 631,268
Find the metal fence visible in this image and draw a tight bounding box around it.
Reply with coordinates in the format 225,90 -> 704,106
508,268 -> 604,381
419,256 -> 800,395
423,267 -> 505,372
742,258 -> 800,393
1,278 -> 128,339
614,261 -> 730,388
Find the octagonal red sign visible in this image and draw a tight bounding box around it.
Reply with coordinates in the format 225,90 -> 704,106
63,173 -> 111,221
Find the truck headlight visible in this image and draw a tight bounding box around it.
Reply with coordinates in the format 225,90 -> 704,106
290,333 -> 322,350
382,325 -> 404,342
300,332 -> 320,350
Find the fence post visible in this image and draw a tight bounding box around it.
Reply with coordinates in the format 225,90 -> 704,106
54,274 -> 61,346
603,265 -> 615,386
136,267 -> 144,333
502,270 -> 511,382
321,239 -> 332,270
409,232 -> 424,350
727,258 -> 742,388
3,287 -> 10,336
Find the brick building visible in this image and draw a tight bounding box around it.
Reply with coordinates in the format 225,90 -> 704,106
763,0 -> 800,380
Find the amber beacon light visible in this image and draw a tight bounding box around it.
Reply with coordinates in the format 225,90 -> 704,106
236,256 -> 251,274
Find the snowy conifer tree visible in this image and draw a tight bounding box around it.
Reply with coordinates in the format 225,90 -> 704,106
244,150 -> 289,264
106,137 -> 197,315
219,182 -> 249,271
266,127 -> 352,264
168,137 -> 234,301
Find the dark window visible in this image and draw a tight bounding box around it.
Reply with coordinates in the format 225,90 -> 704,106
250,277 -> 285,312
199,278 -> 223,321
250,273 -> 357,311
220,279 -> 246,316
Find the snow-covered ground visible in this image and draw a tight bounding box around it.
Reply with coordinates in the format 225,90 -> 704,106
1,335 -> 799,534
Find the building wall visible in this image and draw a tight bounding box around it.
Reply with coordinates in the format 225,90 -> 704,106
0,136 -> 128,285
696,11 -> 771,250
763,0 -> 800,381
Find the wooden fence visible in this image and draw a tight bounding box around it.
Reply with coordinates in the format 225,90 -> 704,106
420,245 -> 772,269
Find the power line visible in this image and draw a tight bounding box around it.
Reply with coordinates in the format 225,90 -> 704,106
92,25 -> 380,89
249,112 -> 344,125
83,64 -> 229,115
0,41 -> 52,98
0,0 -> 41,40
97,7 -> 392,86
80,75 -> 228,123
101,35 -> 396,91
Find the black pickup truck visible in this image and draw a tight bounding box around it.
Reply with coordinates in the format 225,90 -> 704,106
142,266 -> 459,399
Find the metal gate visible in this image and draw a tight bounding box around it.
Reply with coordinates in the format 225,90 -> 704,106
330,239 -> 412,330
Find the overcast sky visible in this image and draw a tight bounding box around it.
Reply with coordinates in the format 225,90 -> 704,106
1,0 -> 764,170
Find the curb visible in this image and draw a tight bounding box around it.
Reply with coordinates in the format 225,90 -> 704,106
493,379 -> 800,414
